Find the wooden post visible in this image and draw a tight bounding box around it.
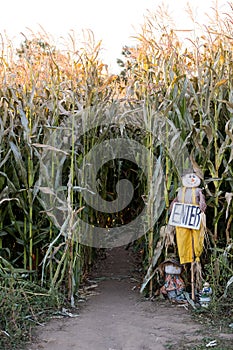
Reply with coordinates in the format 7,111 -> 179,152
191,262 -> 195,300
191,233 -> 195,300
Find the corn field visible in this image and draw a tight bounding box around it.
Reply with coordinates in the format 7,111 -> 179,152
0,4 -> 233,348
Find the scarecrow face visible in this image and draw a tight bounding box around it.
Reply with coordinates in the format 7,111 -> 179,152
181,172 -> 201,188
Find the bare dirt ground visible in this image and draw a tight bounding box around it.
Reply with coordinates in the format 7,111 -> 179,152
27,247 -> 233,350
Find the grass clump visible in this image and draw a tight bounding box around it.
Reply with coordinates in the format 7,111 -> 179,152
0,262 -> 65,350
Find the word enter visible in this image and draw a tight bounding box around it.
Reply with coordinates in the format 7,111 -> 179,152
169,203 -> 201,230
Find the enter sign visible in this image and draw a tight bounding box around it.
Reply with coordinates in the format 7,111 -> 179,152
169,202 -> 201,230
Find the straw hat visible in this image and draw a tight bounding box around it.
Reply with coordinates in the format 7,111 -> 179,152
161,258 -> 182,267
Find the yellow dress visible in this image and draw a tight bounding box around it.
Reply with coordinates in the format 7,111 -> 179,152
175,187 -> 205,264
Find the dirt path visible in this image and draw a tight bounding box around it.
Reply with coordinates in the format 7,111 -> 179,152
27,247 -> 232,350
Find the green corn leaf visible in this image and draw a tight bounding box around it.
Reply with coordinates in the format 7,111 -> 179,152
9,141 -> 28,187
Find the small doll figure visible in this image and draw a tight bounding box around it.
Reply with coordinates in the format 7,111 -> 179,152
199,282 -> 212,307
170,170 -> 207,265
201,282 -> 212,296
160,258 -> 186,303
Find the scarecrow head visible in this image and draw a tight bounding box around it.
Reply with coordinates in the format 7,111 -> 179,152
161,258 -> 183,275
181,171 -> 201,188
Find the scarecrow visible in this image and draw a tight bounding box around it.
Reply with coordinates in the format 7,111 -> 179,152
160,258 -> 186,303
169,170 -> 207,299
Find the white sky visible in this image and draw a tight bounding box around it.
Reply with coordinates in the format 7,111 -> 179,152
0,0 -> 230,72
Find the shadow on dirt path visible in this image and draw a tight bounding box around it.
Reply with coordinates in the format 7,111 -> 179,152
27,246 -> 232,350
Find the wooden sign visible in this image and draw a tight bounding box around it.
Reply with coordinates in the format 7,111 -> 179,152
169,202 -> 201,230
